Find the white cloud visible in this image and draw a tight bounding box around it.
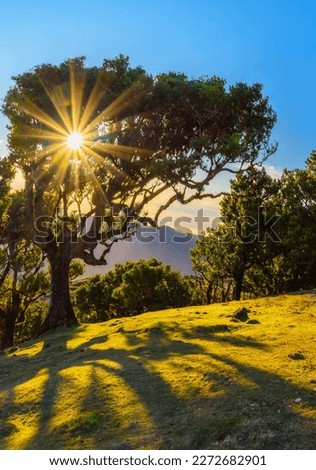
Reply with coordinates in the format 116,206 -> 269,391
263,163 -> 284,180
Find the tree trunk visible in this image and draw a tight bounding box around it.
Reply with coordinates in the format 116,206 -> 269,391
0,270 -> 21,351
233,274 -> 243,301
38,256 -> 78,335
206,282 -> 212,304
0,294 -> 20,350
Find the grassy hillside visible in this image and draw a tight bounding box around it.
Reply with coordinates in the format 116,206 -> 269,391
0,292 -> 315,450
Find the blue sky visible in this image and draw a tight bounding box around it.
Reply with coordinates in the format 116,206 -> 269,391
0,0 -> 315,174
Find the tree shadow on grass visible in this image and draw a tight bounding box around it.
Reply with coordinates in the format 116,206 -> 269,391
0,328 -> 109,449
178,323 -> 268,350
0,322 -> 315,449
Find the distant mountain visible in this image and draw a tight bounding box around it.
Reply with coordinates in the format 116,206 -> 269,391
82,225 -> 197,277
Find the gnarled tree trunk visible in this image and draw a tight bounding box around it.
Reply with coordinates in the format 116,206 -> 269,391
38,252 -> 78,335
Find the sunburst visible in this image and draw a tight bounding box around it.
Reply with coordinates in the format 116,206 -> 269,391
16,62 -> 149,200
66,132 -> 83,150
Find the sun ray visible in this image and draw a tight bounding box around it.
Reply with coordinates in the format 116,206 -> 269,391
76,73 -> 107,133
19,96 -> 69,137
77,152 -> 110,205
81,82 -> 144,135
31,142 -> 67,161
100,81 -> 147,121
80,144 -> 124,177
18,126 -> 66,143
47,152 -> 71,188
82,108 -> 153,145
92,140 -> 150,160
16,62 -> 153,204
70,63 -> 85,132
69,156 -> 80,190
31,148 -> 71,191
36,74 -> 73,134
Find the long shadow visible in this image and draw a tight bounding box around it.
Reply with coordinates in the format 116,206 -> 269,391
0,322 -> 315,449
0,327 -> 109,449
178,324 -> 268,350
205,352 -> 316,449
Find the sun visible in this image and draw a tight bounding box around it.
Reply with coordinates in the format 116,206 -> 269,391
67,131 -> 83,150
16,62 -> 146,193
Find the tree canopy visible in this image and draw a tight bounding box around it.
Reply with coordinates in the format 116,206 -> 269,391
191,167 -> 280,302
75,258 -> 191,321
191,152 -> 316,302
2,55 -> 277,333
0,168 -> 49,349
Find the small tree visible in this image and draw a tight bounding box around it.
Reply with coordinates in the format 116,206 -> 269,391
111,258 -> 191,315
75,258 -> 191,320
271,151 -> 316,291
3,56 -> 277,333
191,167 -> 280,301
0,187 -> 49,349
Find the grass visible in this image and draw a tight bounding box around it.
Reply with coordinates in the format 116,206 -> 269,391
0,292 -> 315,450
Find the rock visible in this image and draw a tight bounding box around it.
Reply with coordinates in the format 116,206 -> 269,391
309,379 -> 316,384
294,398 -> 302,404
288,352 -> 305,360
216,431 -> 226,441
233,307 -> 249,322
247,319 -> 260,324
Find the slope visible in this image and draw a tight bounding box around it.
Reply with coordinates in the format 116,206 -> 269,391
0,293 -> 315,450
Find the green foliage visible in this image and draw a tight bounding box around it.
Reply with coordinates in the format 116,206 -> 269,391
2,55 -> 277,333
0,177 -> 51,349
68,260 -> 85,280
74,258 -> 191,322
75,274 -> 114,323
0,239 -> 49,349
191,167 -> 280,302
14,301 -> 48,344
192,151 -> 316,301
111,259 -> 191,315
270,152 -> 316,291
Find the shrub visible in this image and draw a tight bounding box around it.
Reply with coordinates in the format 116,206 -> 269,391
74,258 -> 191,322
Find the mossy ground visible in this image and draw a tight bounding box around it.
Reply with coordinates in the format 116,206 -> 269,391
0,292 -> 315,450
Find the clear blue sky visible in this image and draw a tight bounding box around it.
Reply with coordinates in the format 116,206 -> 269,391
0,0 -> 315,172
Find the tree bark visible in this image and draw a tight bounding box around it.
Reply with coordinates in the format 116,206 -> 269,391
233,274 -> 243,301
0,293 -> 20,351
38,255 -> 78,335
0,268 -> 21,350
206,282 -> 213,304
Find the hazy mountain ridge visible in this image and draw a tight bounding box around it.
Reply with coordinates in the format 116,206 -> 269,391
83,225 -> 197,277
